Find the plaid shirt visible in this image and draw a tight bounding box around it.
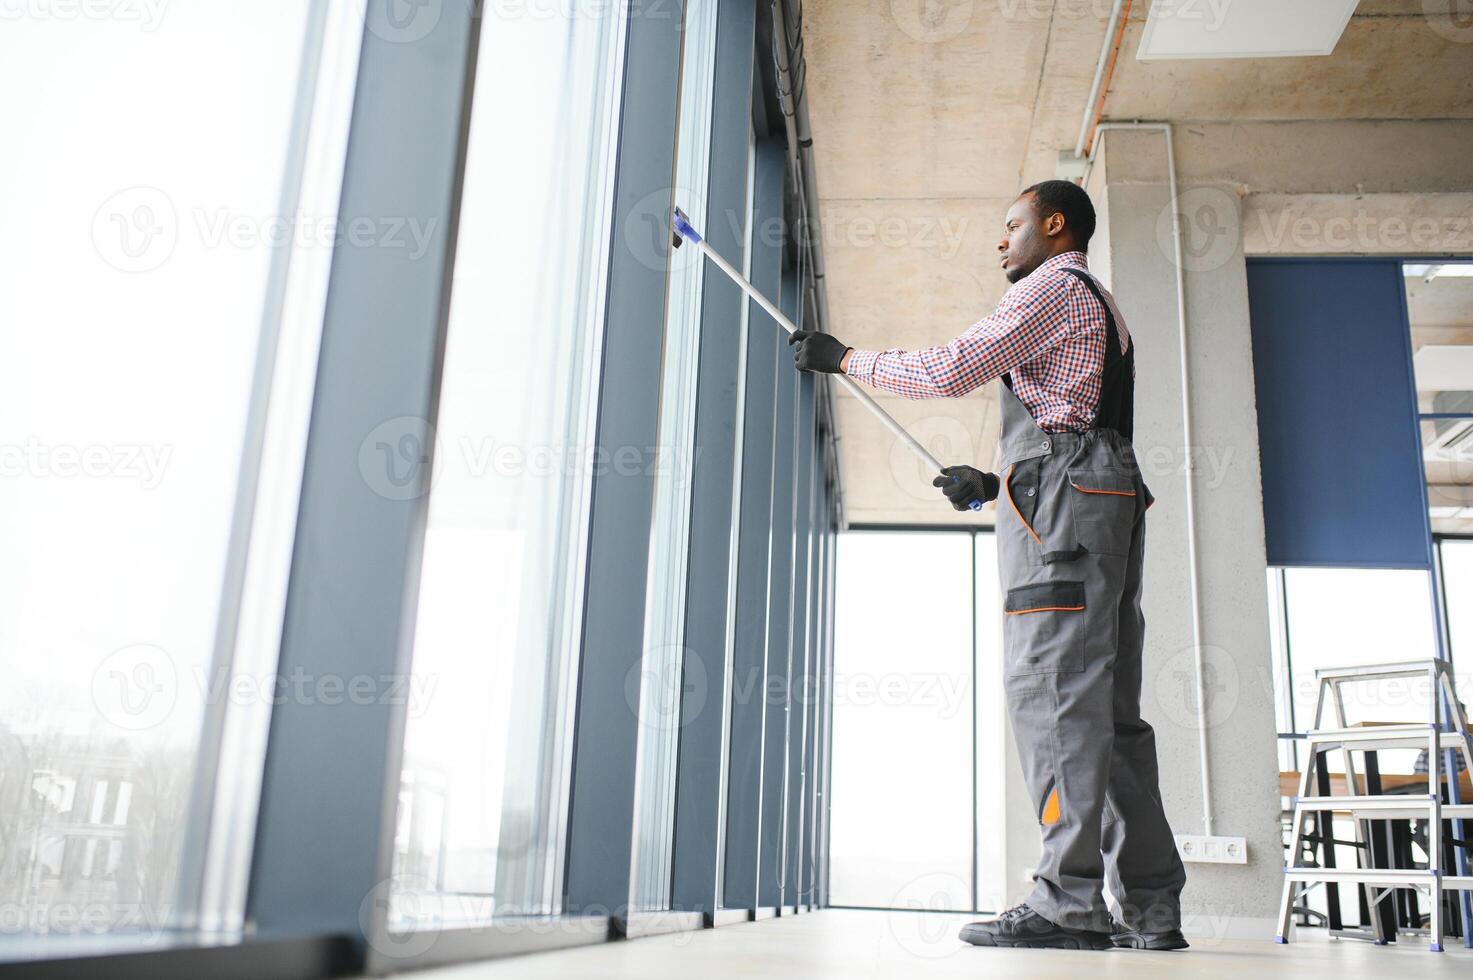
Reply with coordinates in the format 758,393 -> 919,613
845,251 -> 1131,433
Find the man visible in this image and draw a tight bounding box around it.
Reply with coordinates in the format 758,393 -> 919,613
791,180 -> 1188,952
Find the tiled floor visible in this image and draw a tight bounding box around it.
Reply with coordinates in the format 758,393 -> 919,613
400,908 -> 1473,979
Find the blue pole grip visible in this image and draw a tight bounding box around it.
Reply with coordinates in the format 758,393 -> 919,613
672,207 -> 701,245
947,475 -> 985,512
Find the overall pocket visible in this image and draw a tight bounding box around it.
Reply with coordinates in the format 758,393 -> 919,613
1066,465 -> 1137,557
1002,580 -> 1086,675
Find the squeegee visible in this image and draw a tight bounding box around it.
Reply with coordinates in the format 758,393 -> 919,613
671,207 -> 984,512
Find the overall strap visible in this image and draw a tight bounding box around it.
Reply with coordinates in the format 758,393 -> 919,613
1059,266 -> 1134,440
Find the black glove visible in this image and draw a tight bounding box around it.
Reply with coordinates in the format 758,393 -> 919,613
933,465 -> 999,512
788,330 -> 850,374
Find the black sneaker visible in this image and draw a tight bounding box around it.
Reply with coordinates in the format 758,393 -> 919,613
958,904 -> 1114,950
1110,925 -> 1190,950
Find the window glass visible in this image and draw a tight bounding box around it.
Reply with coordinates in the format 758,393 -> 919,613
829,531 -> 973,910
1404,262 -> 1473,537
388,6 -> 626,925
0,7 -> 313,937
629,0 -> 721,913
1441,538 -> 1473,688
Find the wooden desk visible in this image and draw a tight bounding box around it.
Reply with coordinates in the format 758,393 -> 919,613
1280,770 -> 1473,798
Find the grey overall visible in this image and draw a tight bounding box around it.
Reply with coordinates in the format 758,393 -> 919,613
995,267 -> 1186,934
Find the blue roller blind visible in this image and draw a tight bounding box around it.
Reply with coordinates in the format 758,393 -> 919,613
1246,258 -> 1430,569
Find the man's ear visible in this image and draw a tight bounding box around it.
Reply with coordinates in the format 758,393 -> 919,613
1044,210 -> 1066,239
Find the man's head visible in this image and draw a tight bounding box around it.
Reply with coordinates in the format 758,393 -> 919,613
998,180 -> 1097,283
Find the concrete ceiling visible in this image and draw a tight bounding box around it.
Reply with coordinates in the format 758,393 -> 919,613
804,0 -> 1473,526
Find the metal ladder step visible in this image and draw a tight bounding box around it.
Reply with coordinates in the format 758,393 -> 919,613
1292,796 -> 1473,820
1304,728 -> 1468,752
1285,867 -> 1437,885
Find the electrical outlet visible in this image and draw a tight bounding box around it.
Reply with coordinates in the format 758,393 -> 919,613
1174,834 -> 1248,864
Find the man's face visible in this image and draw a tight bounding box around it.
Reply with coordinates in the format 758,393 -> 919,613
997,193 -> 1058,284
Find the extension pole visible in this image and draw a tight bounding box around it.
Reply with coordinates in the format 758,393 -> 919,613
671,208 -> 981,511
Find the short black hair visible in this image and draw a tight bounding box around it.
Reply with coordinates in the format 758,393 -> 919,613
1021,179 -> 1096,252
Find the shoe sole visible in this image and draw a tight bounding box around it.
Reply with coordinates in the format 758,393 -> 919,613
961,931 -> 1114,951
1111,932 -> 1190,951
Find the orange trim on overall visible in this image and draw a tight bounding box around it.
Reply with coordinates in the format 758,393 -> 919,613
1036,784 -> 1060,819
1041,786 -> 1062,827
1005,604 -> 1086,615
1069,480 -> 1136,497
1003,464 -> 1042,546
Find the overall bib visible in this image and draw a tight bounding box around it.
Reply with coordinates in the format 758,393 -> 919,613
995,267 -> 1186,933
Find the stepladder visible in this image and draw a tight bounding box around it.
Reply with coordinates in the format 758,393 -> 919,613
1276,659 -> 1473,952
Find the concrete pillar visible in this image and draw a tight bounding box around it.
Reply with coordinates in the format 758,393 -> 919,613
1074,129 -> 1285,938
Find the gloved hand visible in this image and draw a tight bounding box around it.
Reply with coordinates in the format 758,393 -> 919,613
933,465 -> 1000,512
788,330 -> 850,374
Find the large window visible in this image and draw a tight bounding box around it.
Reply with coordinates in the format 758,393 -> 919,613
388,7 -> 627,925
1277,567 -> 1439,733
1405,262 -> 1473,538
1,1 -> 843,974
0,6 -> 320,938
1443,538 -> 1473,671
829,529 -> 1006,912
629,0 -> 720,914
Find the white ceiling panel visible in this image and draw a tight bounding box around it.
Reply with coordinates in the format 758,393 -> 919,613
1137,0 -> 1360,60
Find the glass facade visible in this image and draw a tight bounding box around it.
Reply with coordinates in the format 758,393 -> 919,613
387,2 -> 628,926
630,0 -> 721,914
828,529 -> 1008,913
0,1 -> 840,972
0,5 -> 316,937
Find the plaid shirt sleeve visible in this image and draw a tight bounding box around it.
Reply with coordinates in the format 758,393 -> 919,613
844,270 -> 1081,399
